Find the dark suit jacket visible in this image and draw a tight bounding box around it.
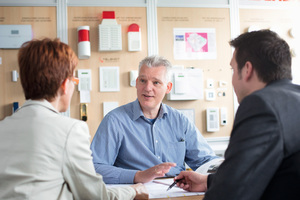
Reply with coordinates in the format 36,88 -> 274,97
205,79 -> 300,200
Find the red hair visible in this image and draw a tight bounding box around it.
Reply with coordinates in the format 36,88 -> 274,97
18,38 -> 78,101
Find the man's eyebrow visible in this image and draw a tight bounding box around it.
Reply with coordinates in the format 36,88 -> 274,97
139,75 -> 161,81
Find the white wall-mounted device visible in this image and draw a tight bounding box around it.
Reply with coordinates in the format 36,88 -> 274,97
220,107 -> 227,126
130,70 -> 138,87
12,70 -> 19,82
99,11 -> 122,51
174,72 -> 187,94
0,25 -> 32,49
99,66 -> 120,92
78,69 -> 92,103
205,89 -> 216,101
128,23 -> 141,51
218,80 -> 227,87
167,68 -> 203,100
78,69 -> 92,91
206,78 -> 214,88
206,108 -> 220,132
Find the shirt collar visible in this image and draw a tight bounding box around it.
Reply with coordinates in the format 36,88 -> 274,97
132,99 -> 168,121
20,99 -> 59,114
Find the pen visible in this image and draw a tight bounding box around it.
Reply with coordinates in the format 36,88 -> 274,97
166,178 -> 184,191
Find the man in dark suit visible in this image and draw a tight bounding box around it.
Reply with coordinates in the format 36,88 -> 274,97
175,30 -> 300,200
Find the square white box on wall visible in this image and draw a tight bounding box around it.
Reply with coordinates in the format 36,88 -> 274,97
99,66 -> 120,92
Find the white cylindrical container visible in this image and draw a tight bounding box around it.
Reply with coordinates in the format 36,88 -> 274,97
77,26 -> 91,59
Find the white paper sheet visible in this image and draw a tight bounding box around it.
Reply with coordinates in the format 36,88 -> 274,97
80,90 -> 91,103
195,158 -> 224,175
107,178 -> 204,199
147,178 -> 204,199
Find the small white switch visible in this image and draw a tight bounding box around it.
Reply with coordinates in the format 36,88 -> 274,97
206,89 -> 216,101
207,79 -> 214,88
12,70 -> 19,82
220,107 -> 227,125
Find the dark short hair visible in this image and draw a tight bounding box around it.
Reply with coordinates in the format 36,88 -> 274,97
18,38 -> 78,101
230,30 -> 292,83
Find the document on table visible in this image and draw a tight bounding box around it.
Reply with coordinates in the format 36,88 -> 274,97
107,178 -> 204,199
195,158 -> 224,175
148,178 -> 204,199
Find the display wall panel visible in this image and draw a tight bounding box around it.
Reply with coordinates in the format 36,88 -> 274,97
1,2 -> 299,144
0,6 -> 57,120
157,7 -> 234,138
240,8 -> 300,84
68,7 -> 148,138
0,0 -> 56,6
67,0 -> 146,7
158,0 -> 229,7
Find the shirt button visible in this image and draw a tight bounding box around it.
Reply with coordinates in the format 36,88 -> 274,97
157,156 -> 160,159
155,140 -> 158,143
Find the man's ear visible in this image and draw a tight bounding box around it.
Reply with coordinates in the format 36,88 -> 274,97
135,77 -> 138,89
166,82 -> 173,94
60,78 -> 69,94
244,61 -> 254,81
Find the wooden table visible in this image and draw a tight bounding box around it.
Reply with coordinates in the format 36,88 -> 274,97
154,194 -> 204,200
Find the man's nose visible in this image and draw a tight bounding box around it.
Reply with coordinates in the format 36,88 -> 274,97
144,81 -> 153,91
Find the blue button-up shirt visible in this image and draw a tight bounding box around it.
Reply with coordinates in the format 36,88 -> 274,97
91,99 -> 218,184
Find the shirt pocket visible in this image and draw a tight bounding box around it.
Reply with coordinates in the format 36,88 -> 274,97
167,141 -> 186,165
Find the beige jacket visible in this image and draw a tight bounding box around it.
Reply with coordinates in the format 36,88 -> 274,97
0,100 -> 135,200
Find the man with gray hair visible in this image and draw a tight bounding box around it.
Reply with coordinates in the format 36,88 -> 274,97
91,55 -> 218,184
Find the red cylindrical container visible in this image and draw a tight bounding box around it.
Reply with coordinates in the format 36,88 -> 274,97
77,26 -> 90,59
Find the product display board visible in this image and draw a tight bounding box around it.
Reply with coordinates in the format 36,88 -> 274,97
240,8 -> 300,84
68,7 -> 148,136
1,3 -> 299,141
0,6 -> 57,120
157,7 -> 233,137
